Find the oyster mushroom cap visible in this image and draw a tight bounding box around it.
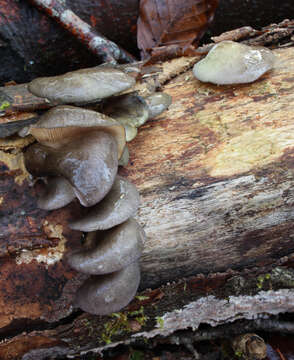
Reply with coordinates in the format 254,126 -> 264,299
25,105 -> 126,158
67,218 -> 144,274
24,131 -> 118,207
145,92 -> 172,118
103,94 -> 149,128
118,145 -> 129,166
125,124 -> 138,142
74,261 -> 141,315
193,40 -> 276,85
28,66 -> 136,104
70,176 -> 140,231
37,176 -> 75,210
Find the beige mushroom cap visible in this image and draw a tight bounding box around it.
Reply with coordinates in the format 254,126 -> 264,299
26,105 -> 126,158
28,66 -> 136,104
193,41 -> 276,85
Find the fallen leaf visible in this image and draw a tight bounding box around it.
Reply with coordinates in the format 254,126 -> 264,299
137,0 -> 219,59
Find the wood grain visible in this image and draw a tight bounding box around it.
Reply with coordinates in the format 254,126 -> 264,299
121,47 -> 294,287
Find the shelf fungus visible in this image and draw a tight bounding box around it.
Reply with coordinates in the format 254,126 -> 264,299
17,64 -> 171,315
28,66 -> 136,104
193,41 -> 276,85
103,92 -> 172,141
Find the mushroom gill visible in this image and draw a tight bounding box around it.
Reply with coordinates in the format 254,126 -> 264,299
20,66 -> 172,316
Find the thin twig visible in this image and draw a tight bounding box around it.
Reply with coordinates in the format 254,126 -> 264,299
28,0 -> 136,64
276,348 -> 287,360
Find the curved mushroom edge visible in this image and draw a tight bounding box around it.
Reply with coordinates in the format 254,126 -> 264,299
37,176 -> 76,210
26,105 -> 126,158
193,40 -> 276,85
28,66 -> 136,104
67,218 -> 144,275
24,130 -> 118,207
74,261 -> 141,315
69,175 -> 141,232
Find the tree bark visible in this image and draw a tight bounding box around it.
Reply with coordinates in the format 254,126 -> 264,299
2,45 -> 294,358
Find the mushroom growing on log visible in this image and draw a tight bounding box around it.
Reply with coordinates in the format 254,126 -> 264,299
2,37 -> 294,358
20,67 -> 171,315
23,104 -> 145,315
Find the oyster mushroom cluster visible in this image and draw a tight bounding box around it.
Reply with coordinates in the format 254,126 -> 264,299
22,65 -> 172,315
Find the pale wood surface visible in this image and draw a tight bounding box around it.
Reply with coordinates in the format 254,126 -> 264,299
121,47 -> 294,288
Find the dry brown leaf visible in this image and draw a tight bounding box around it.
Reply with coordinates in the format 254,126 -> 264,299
137,0 -> 219,60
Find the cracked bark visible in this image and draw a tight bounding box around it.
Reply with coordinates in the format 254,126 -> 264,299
2,43 -> 294,358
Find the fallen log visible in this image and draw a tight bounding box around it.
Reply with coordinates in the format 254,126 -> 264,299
2,44 -> 294,357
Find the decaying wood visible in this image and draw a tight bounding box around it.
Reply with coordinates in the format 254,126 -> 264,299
2,45 -> 294,357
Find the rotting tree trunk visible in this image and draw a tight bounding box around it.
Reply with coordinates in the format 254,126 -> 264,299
2,46 -> 294,357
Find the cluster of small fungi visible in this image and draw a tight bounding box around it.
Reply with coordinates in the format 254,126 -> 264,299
20,64 -> 172,315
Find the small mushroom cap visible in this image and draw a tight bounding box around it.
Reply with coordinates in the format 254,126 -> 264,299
37,176 -> 75,210
193,40 -> 276,85
25,131 -> 118,207
103,94 -> 149,128
118,145 -> 129,166
70,176 -> 140,231
74,261 -> 141,315
125,124 -> 137,142
27,105 -> 126,158
28,66 -> 136,104
145,93 -> 172,119
67,218 -> 144,274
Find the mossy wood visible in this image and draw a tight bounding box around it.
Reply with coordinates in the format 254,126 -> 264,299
1,46 -> 294,357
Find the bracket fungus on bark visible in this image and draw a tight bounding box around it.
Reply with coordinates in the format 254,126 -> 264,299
74,261 -> 141,316
10,63 -> 172,316
70,175 -> 140,232
37,176 -> 76,210
193,41 -> 276,85
28,66 -> 136,104
67,218 -> 144,275
103,92 -> 172,141
25,131 -> 118,207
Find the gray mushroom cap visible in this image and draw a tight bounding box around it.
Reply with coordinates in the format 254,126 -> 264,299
28,66 -> 136,104
37,176 -> 75,210
74,261 -> 141,315
24,131 -> 118,207
70,176 -> 140,231
103,94 -> 149,128
67,218 -> 144,275
145,92 -> 172,119
193,41 -> 276,85
25,105 -> 126,158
